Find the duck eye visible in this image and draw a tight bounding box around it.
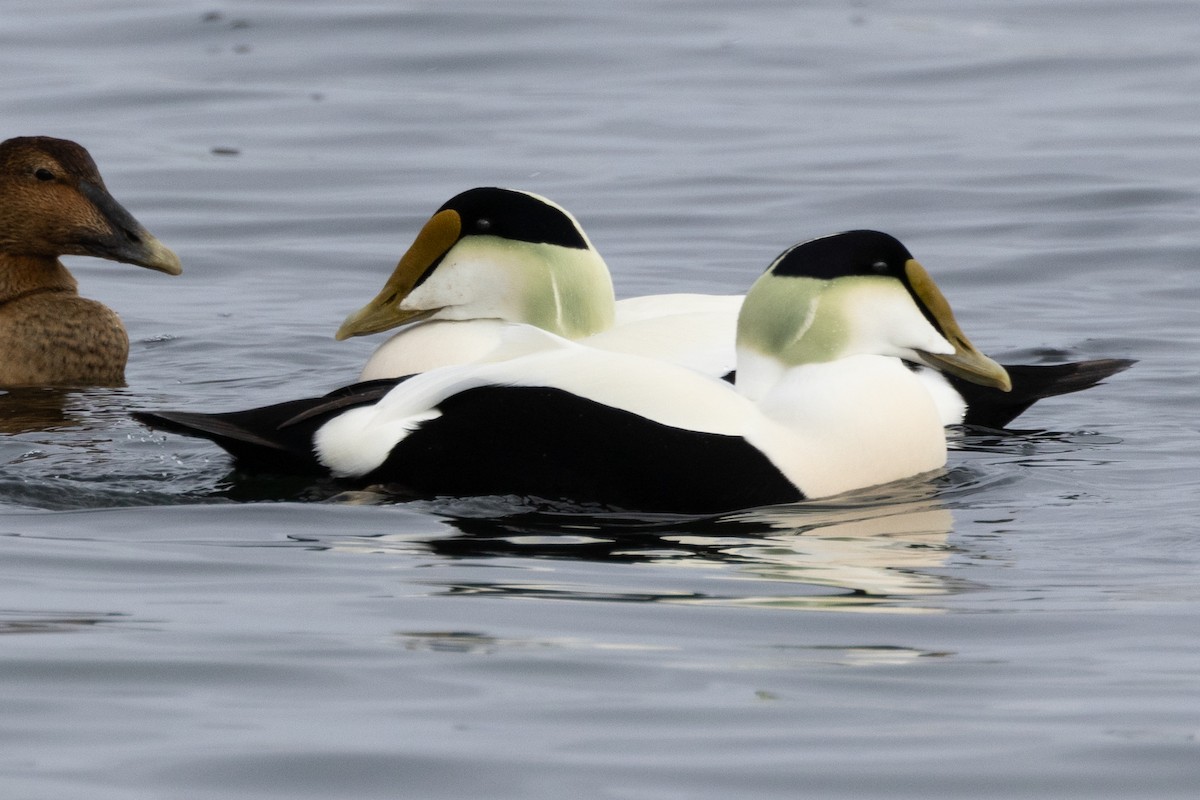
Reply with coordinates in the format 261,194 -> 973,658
475,218 -> 492,232
34,168 -> 55,182
870,260 -> 889,274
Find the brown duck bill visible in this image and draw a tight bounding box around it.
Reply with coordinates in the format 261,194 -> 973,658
335,208 -> 462,340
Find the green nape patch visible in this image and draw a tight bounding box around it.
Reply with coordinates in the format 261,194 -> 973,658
737,273 -> 895,366
517,243 -> 615,338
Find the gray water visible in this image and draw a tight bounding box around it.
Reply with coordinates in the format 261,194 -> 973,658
1,1 -> 1197,797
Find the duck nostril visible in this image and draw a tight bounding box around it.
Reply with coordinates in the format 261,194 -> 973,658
124,228 -> 143,245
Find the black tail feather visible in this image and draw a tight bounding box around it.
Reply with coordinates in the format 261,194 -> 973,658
134,379 -> 406,474
951,358 -> 1135,429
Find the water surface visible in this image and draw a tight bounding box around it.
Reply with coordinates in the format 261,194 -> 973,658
1,1 -> 1197,798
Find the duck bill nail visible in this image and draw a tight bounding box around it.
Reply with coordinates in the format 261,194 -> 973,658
920,346 -> 1012,391
335,304 -> 434,340
131,233 -> 183,275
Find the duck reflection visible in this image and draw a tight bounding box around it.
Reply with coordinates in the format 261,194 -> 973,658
0,386 -> 145,434
324,480 -> 960,613
698,500 -> 957,608
0,387 -> 77,433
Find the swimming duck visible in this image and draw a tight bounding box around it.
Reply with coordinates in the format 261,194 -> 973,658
334,187 -> 1131,429
335,186 -> 743,379
136,230 -> 1013,513
0,136 -> 181,387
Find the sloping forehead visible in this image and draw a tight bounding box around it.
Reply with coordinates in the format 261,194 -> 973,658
0,136 -> 101,179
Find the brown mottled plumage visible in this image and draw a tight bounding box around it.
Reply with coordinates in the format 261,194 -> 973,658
0,136 -> 181,387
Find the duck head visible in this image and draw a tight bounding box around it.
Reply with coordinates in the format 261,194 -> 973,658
0,136 -> 181,274
336,187 -> 615,341
735,229 -> 1011,398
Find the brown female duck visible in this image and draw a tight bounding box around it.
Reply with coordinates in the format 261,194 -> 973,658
0,136 -> 181,387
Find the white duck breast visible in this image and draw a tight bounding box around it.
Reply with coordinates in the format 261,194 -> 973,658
356,319 -> 514,380
137,230 -> 1023,512
743,354 -> 948,498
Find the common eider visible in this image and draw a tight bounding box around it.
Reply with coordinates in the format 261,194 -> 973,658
0,136 -> 181,387
136,230 -> 1014,513
335,187 -> 1130,429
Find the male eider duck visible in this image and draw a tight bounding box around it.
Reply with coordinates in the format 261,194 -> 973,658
335,186 -> 742,378
0,136 -> 181,387
335,187 -> 1131,429
136,230 -> 1013,513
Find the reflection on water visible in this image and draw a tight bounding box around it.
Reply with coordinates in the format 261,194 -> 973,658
394,631 -> 949,666
953,426 -> 1125,456
698,505 -> 957,608
0,388 -> 87,434
317,480 -> 960,613
397,630 -> 675,656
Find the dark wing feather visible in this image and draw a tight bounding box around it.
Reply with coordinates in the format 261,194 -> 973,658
139,381 -> 803,512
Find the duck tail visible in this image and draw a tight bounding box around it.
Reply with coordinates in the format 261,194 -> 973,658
134,379 -> 403,474
953,358 -> 1135,429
